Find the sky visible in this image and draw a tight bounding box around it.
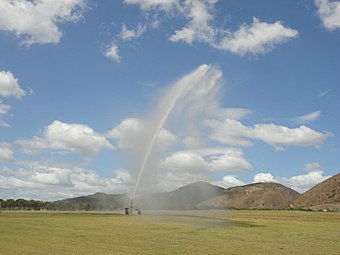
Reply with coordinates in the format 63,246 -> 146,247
0,0 -> 339,201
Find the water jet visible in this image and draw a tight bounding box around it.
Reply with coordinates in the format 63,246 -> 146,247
127,64 -> 222,212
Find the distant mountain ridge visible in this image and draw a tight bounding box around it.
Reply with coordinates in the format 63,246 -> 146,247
44,193 -> 128,211
134,181 -> 225,210
198,182 -> 300,210
42,173 -> 339,211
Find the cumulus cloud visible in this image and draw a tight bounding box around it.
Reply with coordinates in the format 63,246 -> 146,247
105,42 -> 121,62
206,118 -> 332,149
205,119 -> 254,147
169,0 -> 216,45
0,71 -> 28,127
292,111 -> 321,124
0,163 -> 133,200
216,17 -> 298,55
106,118 -> 144,148
253,165 -> 331,193
144,146 -> 250,193
162,147 -> 252,173
216,175 -> 245,189
0,143 -> 14,162
0,71 -> 26,98
253,123 -> 331,149
253,173 -> 279,183
315,0 -> 340,30
124,1 -> 298,55
16,120 -> 113,155
0,0 -> 87,45
106,118 -> 177,150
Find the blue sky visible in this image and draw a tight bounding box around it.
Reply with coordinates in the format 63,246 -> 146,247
0,0 -> 339,200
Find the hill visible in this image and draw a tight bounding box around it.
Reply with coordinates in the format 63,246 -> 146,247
197,182 -> 300,210
45,193 -> 129,211
43,174 -> 340,211
45,181 -> 224,211
134,181 -> 225,210
293,173 -> 340,211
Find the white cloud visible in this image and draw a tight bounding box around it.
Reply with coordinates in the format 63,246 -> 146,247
106,118 -> 176,149
304,162 -> 324,172
253,167 -> 331,193
315,0 -> 340,30
292,111 -> 321,124
119,23 -> 146,41
216,17 -> 298,55
106,118 -> 144,148
206,118 -> 332,149
215,108 -> 252,121
124,1 -> 298,55
162,151 -> 209,172
105,42 -> 121,63
216,175 -> 245,188
0,0 -> 87,45
0,104 -> 11,115
124,0 -> 179,12
282,171 -> 330,193
183,136 -> 202,148
205,119 -> 254,147
16,120 -> 113,155
253,123 -> 331,149
169,0 -> 216,45
0,120 -> 10,128
0,163 -> 133,200
253,173 -> 278,183
162,147 -> 252,173
0,143 -> 14,162
141,146 -> 250,193
31,167 -> 73,186
0,71 -> 26,98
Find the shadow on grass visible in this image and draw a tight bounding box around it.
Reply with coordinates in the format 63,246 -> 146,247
143,212 -> 263,229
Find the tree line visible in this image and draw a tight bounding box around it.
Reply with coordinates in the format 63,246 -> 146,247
0,198 -> 45,211
0,193 -> 128,211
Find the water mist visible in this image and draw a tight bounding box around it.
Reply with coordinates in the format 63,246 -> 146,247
130,64 -> 223,209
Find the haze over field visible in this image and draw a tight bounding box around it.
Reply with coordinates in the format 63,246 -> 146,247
0,0 -> 339,201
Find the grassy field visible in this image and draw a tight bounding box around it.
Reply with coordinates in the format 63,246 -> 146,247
0,210 -> 339,255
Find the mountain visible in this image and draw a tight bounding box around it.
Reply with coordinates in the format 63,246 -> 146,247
293,173 -> 340,211
134,181 -> 225,210
44,174 -> 340,211
45,181 -> 224,211
45,193 -> 129,211
197,182 -> 300,210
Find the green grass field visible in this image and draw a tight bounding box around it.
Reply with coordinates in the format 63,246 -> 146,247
0,210 -> 339,255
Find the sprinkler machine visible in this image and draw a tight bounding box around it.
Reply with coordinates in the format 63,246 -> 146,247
124,199 -> 141,215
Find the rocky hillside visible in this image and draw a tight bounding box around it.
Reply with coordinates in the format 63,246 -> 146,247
293,173 -> 340,211
198,182 -> 300,210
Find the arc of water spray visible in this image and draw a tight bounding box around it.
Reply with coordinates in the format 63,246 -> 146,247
131,65 -> 214,201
